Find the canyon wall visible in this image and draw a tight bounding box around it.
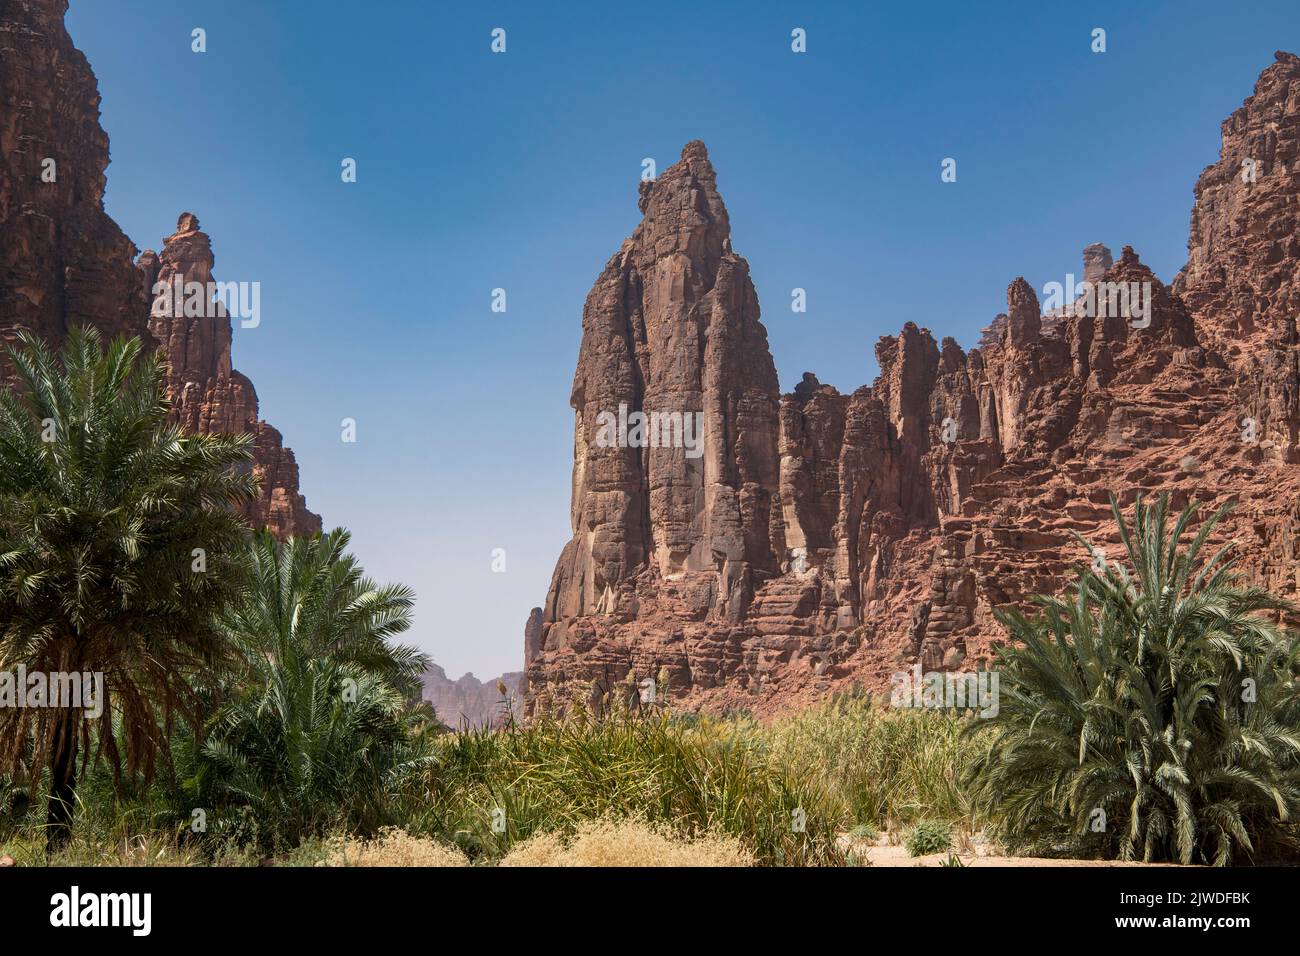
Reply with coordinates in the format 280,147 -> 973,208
0,0 -> 318,538
0,0 -> 149,353
529,52 -> 1300,716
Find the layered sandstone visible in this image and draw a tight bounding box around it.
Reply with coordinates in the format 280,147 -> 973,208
0,0 -> 318,539
0,0 -> 151,357
545,140 -> 781,635
138,214 -> 320,537
529,53 -> 1300,715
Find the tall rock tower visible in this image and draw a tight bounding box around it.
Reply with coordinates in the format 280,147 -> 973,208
0,0 -> 318,538
138,214 -> 320,537
543,141 -> 781,652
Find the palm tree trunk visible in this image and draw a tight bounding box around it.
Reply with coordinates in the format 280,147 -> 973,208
45,707 -> 78,854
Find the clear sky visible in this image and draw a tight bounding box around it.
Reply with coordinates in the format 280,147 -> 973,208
66,0 -> 1300,679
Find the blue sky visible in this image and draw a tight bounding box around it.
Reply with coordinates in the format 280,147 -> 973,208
67,0 -> 1300,678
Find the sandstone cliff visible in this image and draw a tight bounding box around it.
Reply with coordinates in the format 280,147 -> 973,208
138,213 -> 320,537
0,0 -> 149,353
0,0 -> 318,538
529,53 -> 1300,716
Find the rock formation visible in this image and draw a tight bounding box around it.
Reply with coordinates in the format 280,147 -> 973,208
0,0 -> 150,357
421,664 -> 525,729
529,52 -> 1300,715
1082,242 -> 1114,286
0,0 -> 317,539
138,214 -> 320,537
421,608 -> 539,728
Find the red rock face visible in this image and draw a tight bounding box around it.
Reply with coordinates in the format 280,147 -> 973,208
537,141 -> 782,708
1175,51 -> 1300,462
0,0 -> 151,355
529,53 -> 1300,716
0,0 -> 318,540
139,214 -> 320,538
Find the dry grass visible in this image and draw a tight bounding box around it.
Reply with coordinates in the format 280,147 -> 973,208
0,832 -> 212,867
319,827 -> 469,867
499,817 -> 754,867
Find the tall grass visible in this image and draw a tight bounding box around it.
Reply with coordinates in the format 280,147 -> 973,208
499,817 -> 755,867
3,696 -> 975,866
732,691 -> 976,830
404,710 -> 847,866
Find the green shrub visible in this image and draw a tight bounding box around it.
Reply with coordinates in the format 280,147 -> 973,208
848,822 -> 878,841
965,494 -> 1300,865
905,820 -> 953,856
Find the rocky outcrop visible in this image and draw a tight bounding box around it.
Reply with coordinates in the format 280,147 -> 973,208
138,214 -> 320,537
1083,242 -> 1114,285
544,140 -> 780,641
0,0 -> 317,539
421,610 -> 537,729
421,664 -> 525,729
1174,50 -> 1300,463
523,606 -> 544,666
0,0 -> 151,361
529,53 -> 1300,716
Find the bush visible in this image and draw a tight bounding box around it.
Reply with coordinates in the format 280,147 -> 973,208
965,494 -> 1300,865
905,820 -> 953,856
848,822 -> 878,841
317,828 -> 468,867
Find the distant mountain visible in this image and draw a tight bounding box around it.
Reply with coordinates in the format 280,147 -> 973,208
420,664 -> 524,730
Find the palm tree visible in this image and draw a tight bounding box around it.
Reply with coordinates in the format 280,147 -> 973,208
965,493 -> 1300,864
199,529 -> 431,848
0,328 -> 256,849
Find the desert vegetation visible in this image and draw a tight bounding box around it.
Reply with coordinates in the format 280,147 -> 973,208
3,333 -> 1300,866
0,329 -> 256,851
964,495 -> 1300,865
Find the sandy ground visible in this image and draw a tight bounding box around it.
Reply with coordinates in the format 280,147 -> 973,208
839,833 -> 1182,867
860,845 -> 1178,867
